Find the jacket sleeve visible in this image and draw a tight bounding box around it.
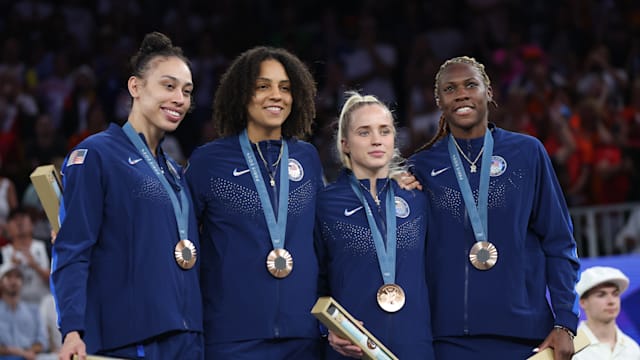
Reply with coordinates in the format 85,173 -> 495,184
50,147 -> 104,339
530,140 -> 580,333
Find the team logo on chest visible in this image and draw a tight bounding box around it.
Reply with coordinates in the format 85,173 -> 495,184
490,156 -> 507,177
288,158 -> 304,181
394,196 -> 410,218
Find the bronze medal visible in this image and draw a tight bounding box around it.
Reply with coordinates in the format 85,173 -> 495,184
376,283 -> 405,313
174,239 -> 197,269
469,241 -> 498,270
266,248 -> 293,278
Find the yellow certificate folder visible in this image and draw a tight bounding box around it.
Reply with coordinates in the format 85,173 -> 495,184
526,328 -> 591,360
29,164 -> 63,232
311,296 -> 398,360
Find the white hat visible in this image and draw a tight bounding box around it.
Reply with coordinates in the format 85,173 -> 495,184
576,266 -> 630,298
0,263 -> 22,279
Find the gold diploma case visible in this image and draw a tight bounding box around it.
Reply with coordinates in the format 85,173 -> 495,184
29,164 -> 63,232
311,296 -> 398,360
526,328 -> 591,360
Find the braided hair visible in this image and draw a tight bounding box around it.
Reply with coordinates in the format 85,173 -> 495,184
414,56 -> 493,153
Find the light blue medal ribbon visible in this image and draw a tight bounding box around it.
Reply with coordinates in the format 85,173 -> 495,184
350,176 -> 405,311
448,130 -> 498,270
239,130 -> 290,271
122,122 -> 196,269
349,175 -> 397,285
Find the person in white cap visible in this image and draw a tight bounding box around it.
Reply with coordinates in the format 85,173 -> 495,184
572,266 -> 640,359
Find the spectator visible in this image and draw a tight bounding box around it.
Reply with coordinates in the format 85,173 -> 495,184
0,174 -> 19,247
572,266 -> 640,359
1,207 -> 50,305
0,263 -> 49,359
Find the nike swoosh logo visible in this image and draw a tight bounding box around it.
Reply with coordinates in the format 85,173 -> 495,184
128,157 -> 143,165
430,167 -> 450,177
233,168 -> 251,176
344,206 -> 364,217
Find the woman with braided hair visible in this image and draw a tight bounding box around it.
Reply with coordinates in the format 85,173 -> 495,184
409,56 -> 580,359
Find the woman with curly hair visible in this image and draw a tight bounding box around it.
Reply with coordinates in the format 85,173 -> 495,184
186,46 -> 324,359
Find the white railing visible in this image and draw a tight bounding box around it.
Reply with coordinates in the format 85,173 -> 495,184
569,202 -> 640,258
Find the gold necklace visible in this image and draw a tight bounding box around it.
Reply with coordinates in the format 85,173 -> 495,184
255,141 -> 285,187
452,138 -> 484,173
359,178 -> 389,206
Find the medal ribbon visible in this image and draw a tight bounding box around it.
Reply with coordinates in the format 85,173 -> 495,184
349,175 -> 397,285
239,129 -> 289,250
122,122 -> 189,240
447,130 -> 493,242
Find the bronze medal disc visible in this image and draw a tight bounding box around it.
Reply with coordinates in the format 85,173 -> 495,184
174,239 -> 197,269
376,283 -> 406,313
266,248 -> 293,278
469,241 -> 498,270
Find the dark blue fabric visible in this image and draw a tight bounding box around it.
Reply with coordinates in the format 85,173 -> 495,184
205,338 -> 323,360
315,170 -> 435,359
409,126 -> 580,340
186,135 -> 324,347
434,335 -> 540,359
51,123 -> 203,353
100,331 -> 203,360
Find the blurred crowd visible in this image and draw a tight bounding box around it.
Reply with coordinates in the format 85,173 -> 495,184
1,0 -> 640,238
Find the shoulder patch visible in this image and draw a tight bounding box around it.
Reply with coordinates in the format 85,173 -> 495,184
67,149 -> 88,167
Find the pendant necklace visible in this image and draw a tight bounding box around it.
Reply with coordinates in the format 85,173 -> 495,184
255,141 -> 285,187
452,138 -> 485,173
359,178 -> 390,206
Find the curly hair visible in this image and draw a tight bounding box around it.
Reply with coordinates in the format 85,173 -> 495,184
414,56 -> 493,153
213,46 -> 317,139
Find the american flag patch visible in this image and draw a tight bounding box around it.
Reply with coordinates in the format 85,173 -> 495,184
67,149 -> 88,166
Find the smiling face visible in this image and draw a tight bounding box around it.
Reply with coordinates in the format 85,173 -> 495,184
246,59 -> 292,142
436,61 -> 492,138
128,56 -> 193,139
342,104 -> 395,179
580,283 -> 621,325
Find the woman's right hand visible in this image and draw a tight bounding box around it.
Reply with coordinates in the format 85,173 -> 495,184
58,331 -> 86,360
328,330 -> 363,359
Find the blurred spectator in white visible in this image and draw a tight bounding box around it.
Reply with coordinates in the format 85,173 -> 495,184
573,266 -> 640,359
1,207 -> 50,305
0,174 -> 18,247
